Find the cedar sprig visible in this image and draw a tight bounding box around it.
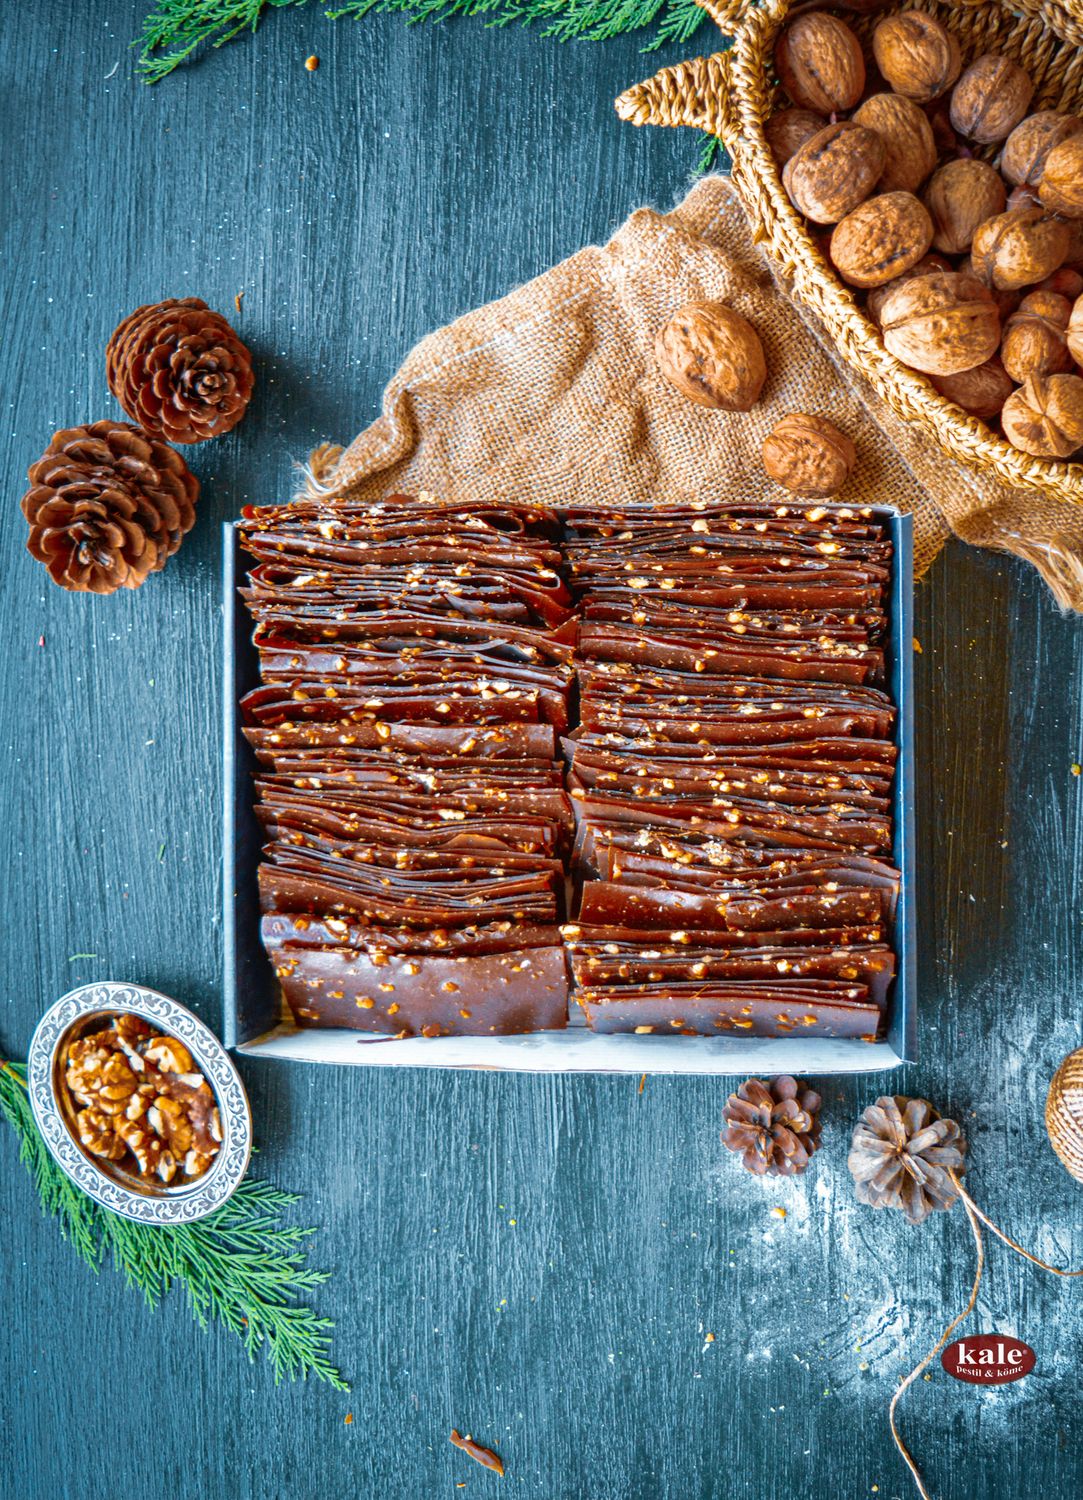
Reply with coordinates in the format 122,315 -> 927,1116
0,1059 -> 347,1390
135,0 -> 714,82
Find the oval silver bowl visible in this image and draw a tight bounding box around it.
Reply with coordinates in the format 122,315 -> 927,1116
28,982 -> 252,1225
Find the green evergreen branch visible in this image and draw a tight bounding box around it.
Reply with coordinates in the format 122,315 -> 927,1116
0,1059 -> 347,1390
137,0 -> 310,81
135,0 -> 715,80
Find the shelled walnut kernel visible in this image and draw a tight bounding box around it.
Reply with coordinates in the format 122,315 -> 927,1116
64,1015 -> 222,1185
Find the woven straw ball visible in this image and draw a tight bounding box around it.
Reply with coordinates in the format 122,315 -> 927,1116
1046,1047 -> 1083,1183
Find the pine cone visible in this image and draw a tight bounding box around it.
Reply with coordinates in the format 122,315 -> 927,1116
21,421 -> 198,594
106,298 -> 254,444
848,1096 -> 966,1225
722,1075 -> 823,1176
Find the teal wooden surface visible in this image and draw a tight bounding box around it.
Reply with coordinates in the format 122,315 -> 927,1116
1,5 -> 1082,1497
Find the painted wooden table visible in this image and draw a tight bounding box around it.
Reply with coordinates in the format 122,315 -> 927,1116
2,5 -> 1082,1497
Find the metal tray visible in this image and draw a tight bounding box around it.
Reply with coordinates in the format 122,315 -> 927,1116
222,507 -> 916,1073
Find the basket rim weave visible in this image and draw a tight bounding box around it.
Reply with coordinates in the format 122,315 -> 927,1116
617,0 -> 1083,504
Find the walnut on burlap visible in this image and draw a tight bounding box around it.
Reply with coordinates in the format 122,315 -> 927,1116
301,175 -> 1083,610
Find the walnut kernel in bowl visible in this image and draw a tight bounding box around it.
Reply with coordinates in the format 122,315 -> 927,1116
61,1013 -> 222,1186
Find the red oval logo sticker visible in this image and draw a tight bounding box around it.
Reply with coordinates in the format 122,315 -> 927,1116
941,1335 -> 1036,1384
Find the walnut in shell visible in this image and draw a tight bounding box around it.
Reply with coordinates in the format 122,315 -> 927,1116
871,11 -> 960,104
1062,217 -> 1083,272
782,122 -> 885,224
1007,181 -> 1041,211
1002,112 -> 1083,189
960,257 -> 1022,319
880,271 -> 1001,375
1037,267 -> 1083,300
930,358 -> 1014,420
970,206 -> 1069,292
654,302 -> 766,412
950,53 -> 1034,145
761,413 -> 856,497
922,158 -> 1007,257
774,12 -> 865,115
765,107 -> 827,169
1001,373 -> 1083,457
1066,293 -> 1083,365
926,97 -> 958,158
852,93 -> 936,195
1039,136 -> 1083,219
830,192 -> 934,289
1000,291 -> 1072,384
865,254 -> 952,326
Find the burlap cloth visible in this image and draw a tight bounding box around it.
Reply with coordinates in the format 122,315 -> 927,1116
301,175 -> 1083,610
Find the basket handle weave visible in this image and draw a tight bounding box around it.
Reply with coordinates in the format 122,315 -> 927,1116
614,0 -> 787,146
615,50 -> 739,142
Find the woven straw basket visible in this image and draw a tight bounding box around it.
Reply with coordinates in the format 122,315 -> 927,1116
617,0 -> 1083,506
1047,1046 -> 1083,1182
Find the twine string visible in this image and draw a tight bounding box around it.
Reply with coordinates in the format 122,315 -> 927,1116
952,1172 -> 1083,1278
890,1169 -> 1083,1500
888,1189 -> 985,1500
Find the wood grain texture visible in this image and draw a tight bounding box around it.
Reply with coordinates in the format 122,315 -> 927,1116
1,4 -> 1082,1497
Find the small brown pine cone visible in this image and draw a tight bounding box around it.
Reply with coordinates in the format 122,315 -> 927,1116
722,1075 -> 822,1177
848,1096 -> 966,1225
21,420 -> 198,594
106,298 -> 254,444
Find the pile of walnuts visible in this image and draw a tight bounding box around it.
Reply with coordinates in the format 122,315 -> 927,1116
64,1014 -> 222,1186
771,6 -> 1083,460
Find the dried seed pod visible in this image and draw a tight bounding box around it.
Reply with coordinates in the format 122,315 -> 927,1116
1000,291 -> 1073,383
106,298 -> 254,444
21,421 -> 198,595
1036,267 -> 1083,300
849,1097 -> 965,1224
970,206 -> 1069,291
765,107 -> 827,169
922,158 -> 1007,257
774,12 -> 865,115
1039,135 -> 1083,219
880,271 -> 1001,375
1001,372 -> 1083,456
871,11 -> 960,104
723,1075 -> 823,1176
853,93 -> 936,194
950,53 -> 1034,145
830,191 -> 934,289
761,413 -> 856,498
1066,293 -> 1083,365
930,357 -> 1014,419
1001,111 -> 1083,189
654,301 -> 767,411
865,253 -> 953,326
782,122 -> 885,224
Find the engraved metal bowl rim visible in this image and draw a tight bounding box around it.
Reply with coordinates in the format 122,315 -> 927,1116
28,981 -> 252,1225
